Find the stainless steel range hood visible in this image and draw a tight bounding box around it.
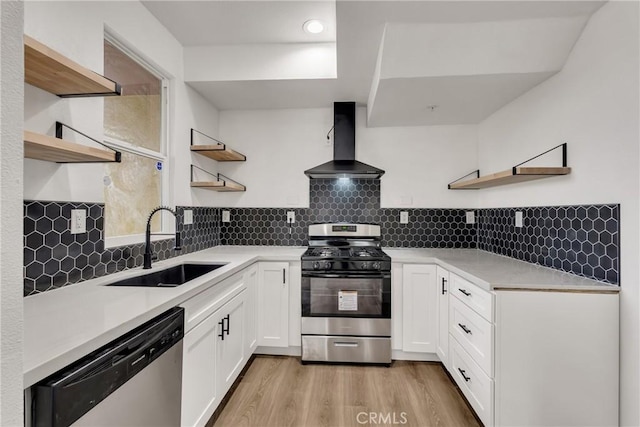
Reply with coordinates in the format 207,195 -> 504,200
304,102 -> 385,179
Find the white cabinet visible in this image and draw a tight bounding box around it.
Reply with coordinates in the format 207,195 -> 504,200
257,262 -> 289,347
435,266 -> 450,369
401,264 -> 437,353
448,273 -> 495,426
244,264 -> 258,353
181,289 -> 246,427
494,290 -> 619,427
181,307 -> 220,427
216,290 -> 247,398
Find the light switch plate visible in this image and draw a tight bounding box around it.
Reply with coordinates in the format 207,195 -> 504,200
222,210 -> 231,223
184,210 -> 193,225
515,211 -> 523,228
466,211 -> 475,224
71,209 -> 86,234
400,211 -> 409,224
287,211 -> 296,224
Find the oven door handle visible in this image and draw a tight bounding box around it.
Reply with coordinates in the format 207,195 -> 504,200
302,272 -> 390,279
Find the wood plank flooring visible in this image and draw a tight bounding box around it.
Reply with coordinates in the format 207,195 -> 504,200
211,356 -> 481,427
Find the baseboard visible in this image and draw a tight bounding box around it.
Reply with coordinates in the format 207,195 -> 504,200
255,345 -> 302,356
391,350 -> 440,362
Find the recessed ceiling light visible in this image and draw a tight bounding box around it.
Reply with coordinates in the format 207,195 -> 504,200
303,19 -> 325,34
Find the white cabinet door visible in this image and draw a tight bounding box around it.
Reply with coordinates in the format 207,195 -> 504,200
244,264 -> 259,354
402,264 -> 437,353
436,266 -> 450,369
181,308 -> 220,427
216,290 -> 246,399
257,262 -> 289,347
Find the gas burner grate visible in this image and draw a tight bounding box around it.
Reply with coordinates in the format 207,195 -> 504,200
309,248 -> 341,258
349,247 -> 382,258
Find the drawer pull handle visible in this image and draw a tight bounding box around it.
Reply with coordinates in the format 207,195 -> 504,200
458,288 -> 471,297
458,368 -> 471,382
441,278 -> 447,295
334,342 -> 359,347
218,319 -> 225,340
458,323 -> 472,334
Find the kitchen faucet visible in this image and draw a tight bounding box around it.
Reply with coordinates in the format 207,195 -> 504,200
144,206 -> 182,269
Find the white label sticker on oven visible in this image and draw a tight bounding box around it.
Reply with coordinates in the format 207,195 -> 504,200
338,290 -> 358,311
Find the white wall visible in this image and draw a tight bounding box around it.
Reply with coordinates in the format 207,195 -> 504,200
476,2 -> 639,424
215,106 -> 478,208
23,1 -> 220,208
0,1 -> 24,424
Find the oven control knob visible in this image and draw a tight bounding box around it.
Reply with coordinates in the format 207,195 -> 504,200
313,262 -> 320,270
360,263 -> 367,270
323,261 -> 332,270
372,262 -> 381,270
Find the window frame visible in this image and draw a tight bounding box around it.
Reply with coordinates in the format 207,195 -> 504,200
102,32 -> 172,249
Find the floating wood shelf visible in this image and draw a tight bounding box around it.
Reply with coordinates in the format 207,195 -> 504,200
190,128 -> 246,162
190,166 -> 246,192
24,35 -> 121,97
190,144 -> 246,162
449,143 -> 570,190
448,167 -> 571,189
190,180 -> 246,192
24,130 -> 119,163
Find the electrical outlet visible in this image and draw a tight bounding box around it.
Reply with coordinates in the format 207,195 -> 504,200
515,211 -> 523,228
71,209 -> 86,234
184,210 -> 193,225
287,211 -> 296,224
400,211 -> 409,224
466,211 -> 475,224
222,210 -> 231,223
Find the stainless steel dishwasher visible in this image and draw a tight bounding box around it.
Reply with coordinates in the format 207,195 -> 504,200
32,307 -> 184,427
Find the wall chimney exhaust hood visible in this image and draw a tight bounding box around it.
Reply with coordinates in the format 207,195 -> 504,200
304,102 -> 385,179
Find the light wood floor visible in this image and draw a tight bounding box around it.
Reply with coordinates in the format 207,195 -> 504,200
211,356 -> 481,427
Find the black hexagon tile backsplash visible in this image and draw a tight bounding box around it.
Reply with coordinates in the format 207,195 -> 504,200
477,205 -> 619,284
24,180 -> 620,296
24,201 -> 219,296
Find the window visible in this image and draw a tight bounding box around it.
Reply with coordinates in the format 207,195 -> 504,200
102,35 -> 168,245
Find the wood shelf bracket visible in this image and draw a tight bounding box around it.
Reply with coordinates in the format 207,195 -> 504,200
55,122 -> 121,163
190,128 -> 247,162
448,143 -> 570,190
190,165 -> 246,192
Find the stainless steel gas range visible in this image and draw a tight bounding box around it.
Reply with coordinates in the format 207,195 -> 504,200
301,223 -> 391,365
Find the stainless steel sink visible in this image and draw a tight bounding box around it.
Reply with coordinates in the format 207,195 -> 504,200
107,263 -> 227,288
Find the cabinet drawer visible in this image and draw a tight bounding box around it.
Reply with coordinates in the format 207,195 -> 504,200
181,272 -> 245,332
451,273 -> 493,321
450,338 -> 494,427
450,296 -> 493,376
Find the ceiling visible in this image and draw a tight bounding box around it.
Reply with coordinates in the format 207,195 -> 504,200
142,0 -> 606,126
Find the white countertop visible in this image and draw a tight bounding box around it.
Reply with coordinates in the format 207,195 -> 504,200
385,248 -> 619,292
23,246 -> 305,388
24,245 -> 617,388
